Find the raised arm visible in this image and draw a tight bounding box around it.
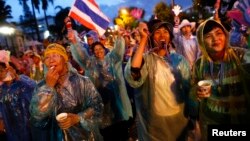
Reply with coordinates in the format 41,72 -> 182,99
67,30 -> 90,69
124,22 -> 149,88
131,22 -> 148,68
109,35 -> 125,62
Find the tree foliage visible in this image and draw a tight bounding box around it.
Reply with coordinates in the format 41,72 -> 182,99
30,0 -> 54,12
0,0 -> 12,23
154,1 -> 173,21
153,2 -> 174,24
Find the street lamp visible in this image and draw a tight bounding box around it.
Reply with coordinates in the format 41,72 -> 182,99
43,30 -> 50,39
0,26 -> 15,35
0,25 -> 15,51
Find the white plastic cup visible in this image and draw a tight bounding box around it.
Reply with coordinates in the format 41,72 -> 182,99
197,80 -> 212,98
56,113 -> 68,121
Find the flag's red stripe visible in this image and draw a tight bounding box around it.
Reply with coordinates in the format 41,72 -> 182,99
70,12 -> 96,31
88,0 -> 99,8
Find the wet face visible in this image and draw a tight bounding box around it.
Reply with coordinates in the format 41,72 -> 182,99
44,53 -> 67,75
93,44 -> 105,60
204,27 -> 226,54
153,26 -> 171,47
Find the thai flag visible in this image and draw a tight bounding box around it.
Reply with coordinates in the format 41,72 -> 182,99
69,0 -> 110,36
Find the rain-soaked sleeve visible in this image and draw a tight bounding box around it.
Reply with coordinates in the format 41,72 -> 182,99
77,77 -> 103,131
19,75 -> 37,102
176,55 -> 198,118
109,36 -> 125,62
70,37 -> 90,69
29,81 -> 57,127
124,56 -> 149,88
178,55 -> 191,92
188,60 -> 201,119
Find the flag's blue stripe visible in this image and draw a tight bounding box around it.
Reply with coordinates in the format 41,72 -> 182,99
75,0 -> 109,29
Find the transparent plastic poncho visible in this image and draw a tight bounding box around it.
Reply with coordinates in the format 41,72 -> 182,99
29,68 -> 103,141
70,36 -> 133,128
124,52 -> 191,141
191,19 -> 250,141
0,75 -> 36,141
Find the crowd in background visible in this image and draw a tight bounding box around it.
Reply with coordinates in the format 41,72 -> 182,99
1,0 -> 250,141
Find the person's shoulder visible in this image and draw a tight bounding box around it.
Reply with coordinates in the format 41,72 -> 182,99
170,52 -> 191,67
170,52 -> 185,60
231,46 -> 247,52
69,70 -> 90,81
230,47 -> 247,60
75,74 -> 94,86
19,74 -> 37,88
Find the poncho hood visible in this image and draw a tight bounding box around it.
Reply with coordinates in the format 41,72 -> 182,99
196,19 -> 230,62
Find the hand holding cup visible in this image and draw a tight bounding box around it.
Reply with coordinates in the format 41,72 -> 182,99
197,80 -> 212,100
56,113 -> 68,122
56,113 -> 80,129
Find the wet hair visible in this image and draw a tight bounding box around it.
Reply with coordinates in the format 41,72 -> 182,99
203,20 -> 225,35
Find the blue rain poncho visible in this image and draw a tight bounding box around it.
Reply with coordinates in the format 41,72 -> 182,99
124,51 -> 191,141
0,75 -> 36,141
29,68 -> 103,141
70,36 -> 133,128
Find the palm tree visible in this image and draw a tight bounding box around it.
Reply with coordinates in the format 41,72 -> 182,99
41,0 -> 54,29
18,0 -> 40,40
19,0 -> 54,41
0,0 -> 12,23
33,0 -> 54,29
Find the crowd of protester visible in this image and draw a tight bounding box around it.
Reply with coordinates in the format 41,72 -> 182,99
1,0 -> 250,141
